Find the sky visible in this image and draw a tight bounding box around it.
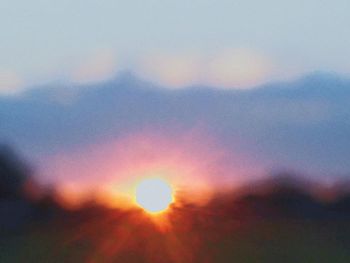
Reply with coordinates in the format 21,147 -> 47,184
1,0 -> 350,93
1,0 -> 350,206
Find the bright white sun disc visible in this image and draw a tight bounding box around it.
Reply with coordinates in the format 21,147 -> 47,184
136,178 -> 173,213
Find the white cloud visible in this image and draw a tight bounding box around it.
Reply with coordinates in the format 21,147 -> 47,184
0,70 -> 23,95
70,49 -> 118,84
205,49 -> 274,88
135,49 -> 275,89
136,52 -> 202,88
0,48 -> 276,93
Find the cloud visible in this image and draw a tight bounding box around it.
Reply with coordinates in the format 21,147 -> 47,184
136,52 -> 202,88
205,49 -> 274,88
0,49 -> 275,93
136,49 -> 275,89
70,49 -> 119,84
0,70 -> 23,95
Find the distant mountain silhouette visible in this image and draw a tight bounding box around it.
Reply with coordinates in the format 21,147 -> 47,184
0,72 -> 350,177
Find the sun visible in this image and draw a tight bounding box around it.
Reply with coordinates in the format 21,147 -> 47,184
135,178 -> 174,213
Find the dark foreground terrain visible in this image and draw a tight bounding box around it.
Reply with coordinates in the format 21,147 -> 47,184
1,147 -> 350,263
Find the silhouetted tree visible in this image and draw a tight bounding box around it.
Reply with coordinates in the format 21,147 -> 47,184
0,145 -> 31,199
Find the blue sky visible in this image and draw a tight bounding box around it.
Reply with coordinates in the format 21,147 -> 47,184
1,0 -> 350,92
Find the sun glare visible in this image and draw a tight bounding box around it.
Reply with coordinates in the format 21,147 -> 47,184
136,178 -> 174,213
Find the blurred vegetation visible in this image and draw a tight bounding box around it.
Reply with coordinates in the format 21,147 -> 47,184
1,146 -> 350,263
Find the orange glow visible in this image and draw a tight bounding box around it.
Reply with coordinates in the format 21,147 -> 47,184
42,128 -> 257,209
